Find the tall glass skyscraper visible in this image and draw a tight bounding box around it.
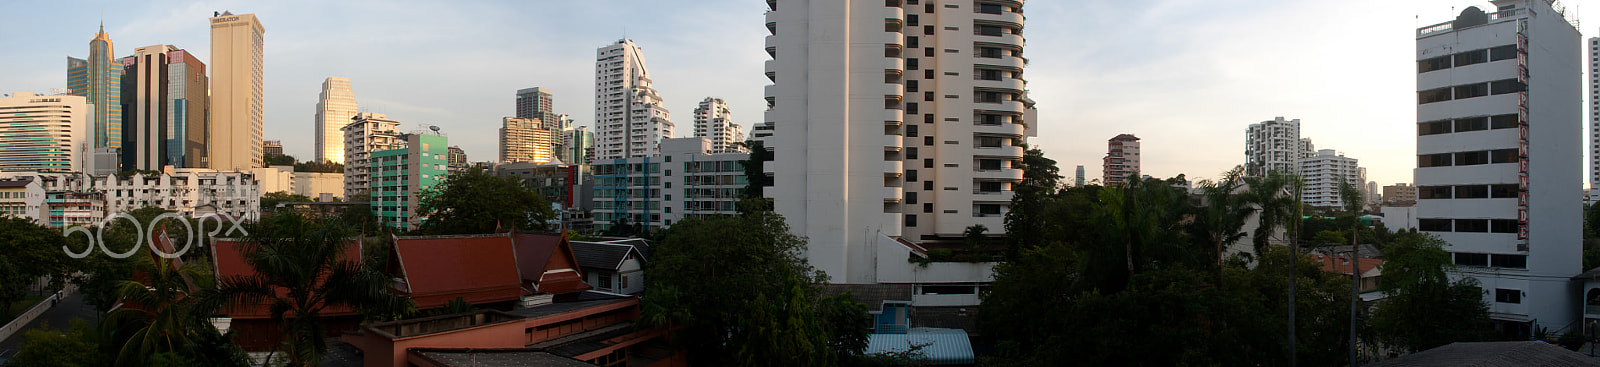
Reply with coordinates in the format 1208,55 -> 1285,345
67,24 -> 123,149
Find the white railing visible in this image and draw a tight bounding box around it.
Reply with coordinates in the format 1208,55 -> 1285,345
0,289 -> 66,343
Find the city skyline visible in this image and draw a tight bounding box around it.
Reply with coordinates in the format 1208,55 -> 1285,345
6,1 -> 1600,187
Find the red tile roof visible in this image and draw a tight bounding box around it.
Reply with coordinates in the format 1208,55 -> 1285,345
1313,254 -> 1384,276
511,232 -> 591,295
210,238 -> 365,319
393,235 -> 525,308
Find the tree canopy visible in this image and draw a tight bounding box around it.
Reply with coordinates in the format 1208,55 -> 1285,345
415,168 -> 556,235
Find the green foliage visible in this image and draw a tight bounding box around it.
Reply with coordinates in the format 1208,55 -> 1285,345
6,320 -> 107,367
292,160 -> 344,173
641,211 -> 868,366
260,191 -> 312,213
416,168 -> 555,235
264,154 -> 296,166
1241,171 -> 1299,257
195,214 -> 415,367
115,169 -> 162,180
103,245 -> 220,366
73,207 -> 171,313
1558,329 -> 1585,351
1368,232 -> 1490,352
738,139 -> 774,203
1003,145 -> 1064,257
0,216 -> 73,317
1311,230 -> 1347,247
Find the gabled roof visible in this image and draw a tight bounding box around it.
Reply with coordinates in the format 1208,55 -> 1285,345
393,234 -> 524,308
1367,341 -> 1599,367
1312,254 -> 1384,277
511,232 -> 592,295
569,241 -> 643,271
210,237 -> 365,319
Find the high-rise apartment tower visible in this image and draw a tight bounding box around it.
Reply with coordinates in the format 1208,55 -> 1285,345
1245,117 -> 1314,177
209,11 -> 265,170
1103,134 -> 1140,186
594,40 -> 673,160
693,97 -> 746,154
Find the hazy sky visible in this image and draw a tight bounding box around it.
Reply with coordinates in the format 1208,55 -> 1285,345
1,0 -> 1594,189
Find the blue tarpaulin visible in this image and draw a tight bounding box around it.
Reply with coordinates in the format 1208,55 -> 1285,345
865,327 -> 975,365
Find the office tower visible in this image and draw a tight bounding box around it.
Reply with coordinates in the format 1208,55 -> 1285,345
342,113 -> 403,198
594,39 -> 673,160
371,133 -> 447,231
67,24 -> 124,151
263,140 -> 283,157
500,117 -> 554,164
0,92 -> 90,172
1103,134 -> 1140,186
1075,165 -> 1085,187
120,45 -> 208,170
764,0 -> 1035,284
315,77 -> 357,164
1298,149 -> 1360,208
561,126 -> 596,165
694,97 -> 747,154
1367,180 -> 1379,204
516,87 -> 563,130
447,146 -> 467,172
209,11 -> 265,170
1416,0 -> 1579,337
1244,117 -> 1315,177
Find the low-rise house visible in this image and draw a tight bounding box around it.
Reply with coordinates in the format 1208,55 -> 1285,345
570,240 -> 646,295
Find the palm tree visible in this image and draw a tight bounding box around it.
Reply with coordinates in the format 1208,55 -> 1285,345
1241,171 -> 1300,259
103,238 -> 234,366
195,214 -> 413,367
1189,166 -> 1255,287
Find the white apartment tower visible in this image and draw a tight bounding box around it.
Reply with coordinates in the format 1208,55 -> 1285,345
693,97 -> 747,154
315,77 -> 357,164
1245,117 -> 1314,177
208,11 -> 265,170
341,112 -> 404,198
1416,0 -> 1580,337
1590,35 -> 1600,190
764,0 -> 1034,284
1298,149 -> 1360,208
594,40 -> 673,160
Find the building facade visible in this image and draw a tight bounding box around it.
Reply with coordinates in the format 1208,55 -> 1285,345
315,77 -> 358,164
0,92 -> 91,172
500,117 -> 555,164
516,87 -> 563,130
561,126 -> 595,165
1,169 -> 261,224
0,179 -> 46,226
446,146 -> 467,172
1103,134 -> 1140,186
342,113 -> 404,199
1415,0 -> 1580,337
693,97 -> 747,154
209,11 -> 266,170
763,0 -> 1033,284
1298,149 -> 1361,208
594,39 -> 673,160
1383,183 -> 1418,203
592,137 -> 745,233
371,133 -> 448,231
67,24 -> 124,151
1074,165 -> 1085,187
121,45 -> 208,170
1245,117 -> 1314,177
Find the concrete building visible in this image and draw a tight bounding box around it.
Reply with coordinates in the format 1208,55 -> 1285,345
0,179 -> 46,226
1415,0 -> 1580,338
560,126 -> 595,166
591,137 -> 745,233
762,0 -> 1034,290
497,161 -> 593,231
253,165 -> 344,201
446,146 -> 467,173
1103,134 -> 1140,186
370,133 -> 448,231
315,77 -> 357,164
515,87 -> 563,131
1299,149 -> 1361,208
262,140 -> 282,157
1245,117 -> 1315,177
209,11 -> 266,170
1075,165 -> 1085,186
693,97 -> 747,154
121,45 -> 208,170
1592,35 -> 1600,191
0,93 -> 91,172
499,117 -> 554,164
1384,183 -> 1418,203
342,112 -> 404,199
1,169 -> 261,223
67,24 -> 124,151
594,39 -> 673,160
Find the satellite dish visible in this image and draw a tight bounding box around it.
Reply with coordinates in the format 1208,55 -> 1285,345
429,125 -> 441,133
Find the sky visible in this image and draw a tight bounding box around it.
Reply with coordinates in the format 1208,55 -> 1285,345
1,0 -> 1595,189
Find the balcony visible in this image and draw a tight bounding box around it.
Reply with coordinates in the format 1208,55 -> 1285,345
974,168 -> 1022,181
764,84 -> 777,99
974,122 -> 1025,136
974,10 -> 1025,28
883,186 -> 903,202
976,100 -> 1025,114
973,145 -> 1024,158
883,160 -> 903,176
765,35 -> 776,52
884,108 -> 904,123
974,78 -> 1026,93
886,57 -> 904,71
883,134 -> 904,150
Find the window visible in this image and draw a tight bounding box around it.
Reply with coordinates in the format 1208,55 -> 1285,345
1489,45 -> 1518,61
978,3 -> 1003,14
922,285 -> 976,295
976,91 -> 1003,103
1455,185 -> 1488,199
907,58 -> 919,70
906,214 -> 918,226
1491,254 -> 1527,269
923,203 -> 933,213
1490,149 -> 1519,164
907,14 -> 919,26
1455,253 -> 1489,266
1490,184 -> 1519,198
1418,153 -> 1452,167
907,147 -> 919,159
979,159 -> 1002,170
907,36 -> 919,49
1453,83 -> 1487,99
906,102 -> 919,114
1418,88 -> 1451,104
1455,219 -> 1488,232
1453,49 -> 1488,67
907,169 -> 918,182
925,69 -> 935,78
1490,219 -> 1519,233
977,204 -> 1002,216
979,181 -> 1002,192
1418,120 -> 1452,135
1454,151 -> 1488,166
1490,79 -> 1525,95
1419,218 -> 1452,232
1454,117 -> 1488,132
925,91 -> 935,101
926,47 -> 935,57
1491,114 -> 1519,129
979,114 -> 1003,125
977,68 -> 1002,80
1418,56 -> 1451,73
1495,288 -> 1522,303
975,25 -> 1003,36
907,191 -> 918,204
599,273 -> 612,289
979,47 -> 1003,58
621,275 -> 629,289
906,125 -> 919,137
924,25 -> 935,35
924,159 -> 934,168
1419,186 -> 1452,199
924,181 -> 934,190
924,136 -> 934,145
907,80 -> 919,92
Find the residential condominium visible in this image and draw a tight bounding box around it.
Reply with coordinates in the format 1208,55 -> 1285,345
1244,116 -> 1314,177
594,39 -> 673,160
516,87 -> 564,131
1298,149 -> 1361,208
209,11 -> 266,170
0,169 -> 262,223
1383,183 -> 1417,203
1103,134 -> 1139,186
66,24 -> 124,150
315,77 -> 358,164
1415,0 -> 1580,338
693,97 -> 747,154
500,117 -> 555,164
0,92 -> 91,172
342,112 -> 404,198
1592,35 -> 1600,190
762,0 -> 1036,289
121,45 -> 208,170
591,137 -> 745,233
371,133 -> 448,231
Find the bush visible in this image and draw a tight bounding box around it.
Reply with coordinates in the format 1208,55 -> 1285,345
1557,330 -> 1585,351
